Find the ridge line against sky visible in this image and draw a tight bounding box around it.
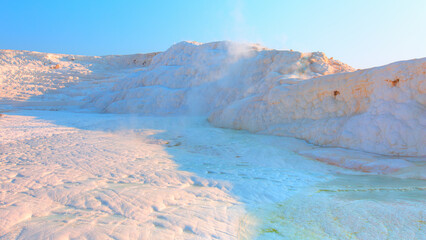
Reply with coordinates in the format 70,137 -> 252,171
1,0 -> 425,69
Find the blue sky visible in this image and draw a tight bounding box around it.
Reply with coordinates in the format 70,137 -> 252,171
1,0 -> 425,68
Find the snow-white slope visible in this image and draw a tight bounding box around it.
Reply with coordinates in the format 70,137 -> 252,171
209,58 -> 426,157
1,42 -> 425,239
0,49 -> 158,106
1,41 -> 424,157
92,41 -> 423,157
89,41 -> 353,115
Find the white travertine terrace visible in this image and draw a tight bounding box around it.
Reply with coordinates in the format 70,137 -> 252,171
1,41 -> 425,239
1,41 -> 424,156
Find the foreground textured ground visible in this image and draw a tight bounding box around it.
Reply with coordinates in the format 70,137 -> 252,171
0,41 -> 425,239
1,111 -> 425,239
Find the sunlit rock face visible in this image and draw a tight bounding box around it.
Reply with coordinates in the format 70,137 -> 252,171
1,41 -> 425,239
209,58 -> 426,157
91,41 -> 354,115
1,41 -> 424,156
0,49 -> 158,102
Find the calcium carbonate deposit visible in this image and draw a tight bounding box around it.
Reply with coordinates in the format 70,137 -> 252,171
0,41 -> 425,239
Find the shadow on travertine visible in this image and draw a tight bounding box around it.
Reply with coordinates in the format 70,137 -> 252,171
1,110 -> 424,239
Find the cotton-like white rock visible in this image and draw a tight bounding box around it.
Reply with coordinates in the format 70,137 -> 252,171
1,41 -> 425,239
1,41 -> 424,157
209,58 -> 426,156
